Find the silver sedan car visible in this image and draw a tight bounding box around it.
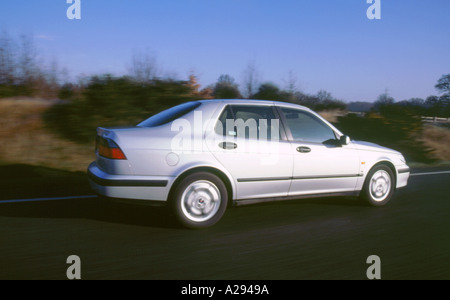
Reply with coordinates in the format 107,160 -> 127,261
88,99 -> 410,228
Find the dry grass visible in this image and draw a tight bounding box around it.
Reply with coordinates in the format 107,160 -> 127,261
420,124 -> 450,162
318,109 -> 347,123
0,97 -> 94,172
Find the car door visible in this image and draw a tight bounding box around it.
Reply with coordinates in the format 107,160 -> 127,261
207,104 -> 293,200
277,106 -> 360,196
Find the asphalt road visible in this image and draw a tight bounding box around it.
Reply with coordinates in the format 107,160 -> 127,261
0,167 -> 449,280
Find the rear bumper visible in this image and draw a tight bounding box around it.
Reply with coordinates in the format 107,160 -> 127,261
87,162 -> 173,201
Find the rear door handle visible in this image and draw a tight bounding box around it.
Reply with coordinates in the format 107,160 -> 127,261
219,142 -> 238,150
296,146 -> 311,153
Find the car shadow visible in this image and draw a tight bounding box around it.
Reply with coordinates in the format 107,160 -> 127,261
0,197 -> 181,229
0,164 -> 369,229
238,195 -> 368,208
0,194 -> 369,230
0,164 -> 181,229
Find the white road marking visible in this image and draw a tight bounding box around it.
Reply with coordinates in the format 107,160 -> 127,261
410,171 -> 450,177
0,195 -> 97,204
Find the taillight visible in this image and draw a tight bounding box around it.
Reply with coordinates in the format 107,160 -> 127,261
96,137 -> 127,160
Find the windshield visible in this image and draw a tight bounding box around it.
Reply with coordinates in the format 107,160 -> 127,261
137,101 -> 201,127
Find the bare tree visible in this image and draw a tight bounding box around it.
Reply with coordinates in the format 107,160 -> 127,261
128,51 -> 159,83
0,30 -> 15,85
1,30 -> 67,98
435,74 -> 450,95
17,33 -> 40,86
45,58 -> 59,86
283,70 -> 299,94
282,70 -> 300,102
213,74 -> 242,99
317,89 -> 333,102
241,61 -> 260,98
373,89 -> 395,113
41,57 -> 63,98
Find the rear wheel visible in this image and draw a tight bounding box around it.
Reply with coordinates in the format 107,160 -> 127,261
360,165 -> 395,206
171,172 -> 228,229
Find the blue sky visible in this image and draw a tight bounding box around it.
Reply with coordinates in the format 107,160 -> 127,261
1,0 -> 449,102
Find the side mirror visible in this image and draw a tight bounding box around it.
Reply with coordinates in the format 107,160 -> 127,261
340,135 -> 351,146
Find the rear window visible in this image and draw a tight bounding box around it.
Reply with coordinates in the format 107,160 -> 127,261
138,102 -> 201,127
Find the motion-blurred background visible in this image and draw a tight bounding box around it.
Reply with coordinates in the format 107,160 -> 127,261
0,0 -> 448,173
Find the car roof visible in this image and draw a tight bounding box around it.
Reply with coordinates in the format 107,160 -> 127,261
197,99 -> 311,110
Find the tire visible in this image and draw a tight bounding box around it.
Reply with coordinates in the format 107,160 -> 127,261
360,165 -> 395,206
170,172 -> 228,229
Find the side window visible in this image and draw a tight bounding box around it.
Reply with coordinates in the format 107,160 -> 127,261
280,107 -> 336,143
215,105 -> 280,140
215,106 -> 233,135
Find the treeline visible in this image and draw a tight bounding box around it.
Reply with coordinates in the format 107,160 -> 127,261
1,30 -> 449,150
371,89 -> 450,118
42,71 -> 450,145
0,32 -> 66,98
45,75 -> 202,142
337,110 -> 431,163
44,73 -> 347,142
337,76 -> 450,163
210,74 -> 346,111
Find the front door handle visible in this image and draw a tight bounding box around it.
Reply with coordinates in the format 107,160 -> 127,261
219,142 -> 238,150
296,146 -> 311,153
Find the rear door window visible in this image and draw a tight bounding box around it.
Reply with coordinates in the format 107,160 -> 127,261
215,105 -> 280,141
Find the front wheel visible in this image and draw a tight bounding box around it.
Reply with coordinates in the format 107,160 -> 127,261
171,172 -> 228,229
360,165 -> 395,206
